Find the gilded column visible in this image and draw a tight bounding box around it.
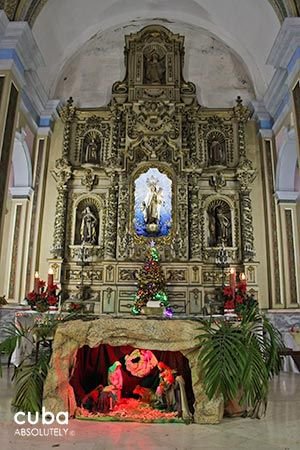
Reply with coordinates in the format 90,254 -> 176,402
188,173 -> 201,259
51,99 -> 75,259
237,159 -> 256,262
104,173 -> 119,259
116,178 -> 129,260
233,96 -> 250,160
51,158 -> 72,258
176,175 -> 189,260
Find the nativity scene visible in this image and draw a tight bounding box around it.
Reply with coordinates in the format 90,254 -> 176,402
74,347 -> 193,422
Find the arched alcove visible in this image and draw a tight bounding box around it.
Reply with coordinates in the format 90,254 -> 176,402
10,130 -> 33,192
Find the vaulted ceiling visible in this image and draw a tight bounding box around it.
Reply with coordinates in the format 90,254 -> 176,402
1,0 -> 298,107
0,0 -> 298,25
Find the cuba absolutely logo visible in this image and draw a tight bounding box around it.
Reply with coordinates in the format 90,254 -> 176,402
14,407 -> 70,437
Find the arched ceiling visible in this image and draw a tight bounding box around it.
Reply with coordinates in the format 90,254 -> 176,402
1,0 -> 299,24
1,0 -> 295,106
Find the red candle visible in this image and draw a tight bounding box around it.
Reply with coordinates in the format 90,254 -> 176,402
48,267 -> 54,288
239,272 -> 247,293
230,268 -> 236,301
34,272 -> 39,294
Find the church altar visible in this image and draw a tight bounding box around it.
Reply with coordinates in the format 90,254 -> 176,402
47,24 -> 260,317
43,316 -> 224,424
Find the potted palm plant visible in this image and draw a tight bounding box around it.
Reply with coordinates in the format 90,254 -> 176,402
197,288 -> 283,419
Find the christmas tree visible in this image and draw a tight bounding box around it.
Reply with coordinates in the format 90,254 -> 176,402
131,243 -> 173,317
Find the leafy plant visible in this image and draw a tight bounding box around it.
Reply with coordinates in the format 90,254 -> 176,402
197,304 -> 283,418
0,311 -> 82,412
12,351 -> 50,413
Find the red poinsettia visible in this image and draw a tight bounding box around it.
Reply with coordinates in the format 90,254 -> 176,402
27,291 -> 37,302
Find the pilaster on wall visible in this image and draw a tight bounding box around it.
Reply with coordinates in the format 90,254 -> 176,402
292,80 -> 300,163
25,130 -> 52,294
257,125 -> 300,308
3,192 -> 32,301
0,76 -> 20,256
258,132 -> 283,308
0,11 -> 59,301
276,198 -> 300,307
253,18 -> 300,309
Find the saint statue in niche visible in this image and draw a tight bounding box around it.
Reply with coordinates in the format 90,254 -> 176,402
208,203 -> 232,246
83,138 -> 99,165
144,52 -> 166,84
80,206 -> 97,244
208,138 -> 226,166
215,207 -> 230,244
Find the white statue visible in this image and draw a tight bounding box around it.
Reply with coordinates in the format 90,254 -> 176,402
141,179 -> 164,225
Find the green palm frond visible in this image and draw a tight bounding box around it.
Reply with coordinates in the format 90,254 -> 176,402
197,321 -> 247,403
12,352 -> 50,413
240,332 -> 268,407
197,310 -> 283,417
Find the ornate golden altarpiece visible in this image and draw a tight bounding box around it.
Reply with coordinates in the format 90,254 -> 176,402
49,25 -> 258,315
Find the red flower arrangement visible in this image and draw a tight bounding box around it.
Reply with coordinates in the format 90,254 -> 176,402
223,275 -> 257,316
26,279 -> 59,312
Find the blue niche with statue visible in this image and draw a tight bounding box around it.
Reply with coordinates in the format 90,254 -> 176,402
134,168 -> 172,237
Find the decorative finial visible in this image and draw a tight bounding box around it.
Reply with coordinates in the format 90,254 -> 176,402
236,95 -> 243,106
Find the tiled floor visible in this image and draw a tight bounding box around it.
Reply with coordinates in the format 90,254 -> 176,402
0,367 -> 299,449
